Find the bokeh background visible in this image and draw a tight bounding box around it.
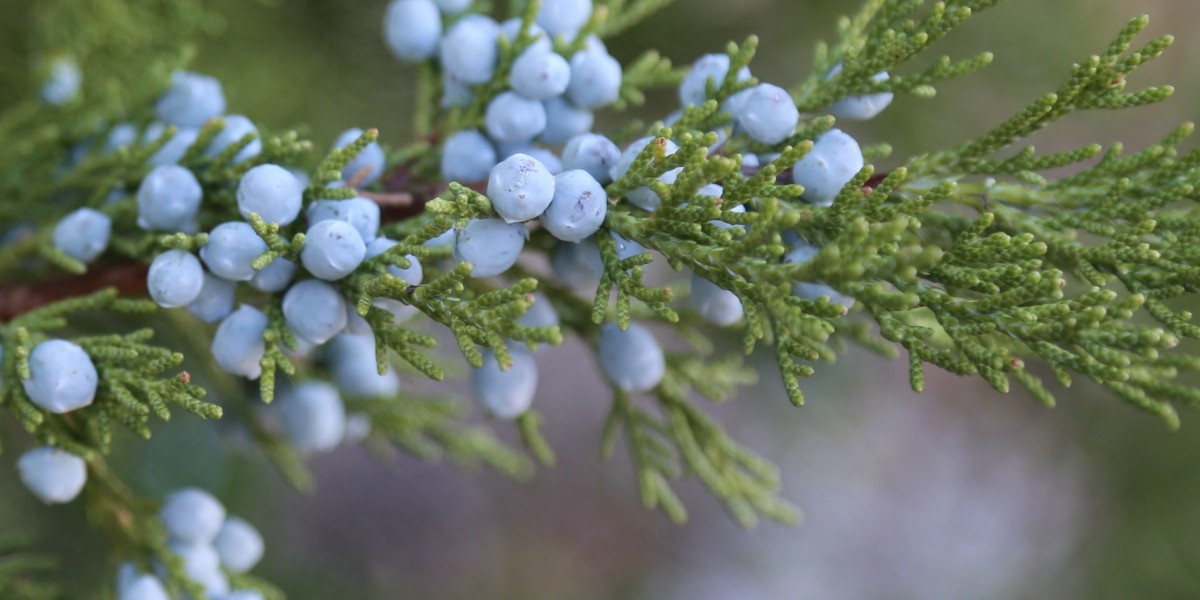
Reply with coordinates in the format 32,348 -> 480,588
3,0 -> 1200,598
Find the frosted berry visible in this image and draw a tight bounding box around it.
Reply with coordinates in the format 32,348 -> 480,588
366,237 -> 424,285
187,272 -> 236,323
499,18 -> 552,54
510,48 -> 571,100
300,219 -> 367,280
678,53 -> 751,106
201,222 -> 268,282
250,257 -> 296,293
167,541 -> 229,596
439,15 -> 500,84
690,273 -> 744,326
485,91 -> 548,144
487,153 -> 556,223
147,250 -> 205,308
53,208 -> 111,262
142,122 -> 200,167
566,49 -> 622,109
598,323 -> 665,393
433,0 -> 472,13
550,236 -> 603,288
160,487 -> 226,544
333,128 -> 386,186
206,114 -> 261,164
17,447 -> 87,504
791,128 -> 865,206
155,71 -> 225,128
826,64 -> 894,120
237,164 -> 303,225
541,169 -> 606,242
328,333 -> 401,398
211,305 -> 268,379
383,0 -> 442,62
441,129 -> 498,182
117,573 -> 169,600
136,164 -> 202,231
307,197 -> 381,243
472,349 -> 538,420
213,517 -> 264,574
540,97 -> 594,145
561,133 -> 620,183
282,280 -> 348,345
41,57 -> 81,105
537,0 -> 592,37
453,218 -> 527,278
737,83 -> 800,145
278,381 -> 347,454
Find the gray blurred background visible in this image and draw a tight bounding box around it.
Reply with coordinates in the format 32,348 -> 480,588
4,0 -> 1200,598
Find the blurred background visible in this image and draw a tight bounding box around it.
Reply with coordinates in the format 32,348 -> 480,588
4,0 -> 1200,598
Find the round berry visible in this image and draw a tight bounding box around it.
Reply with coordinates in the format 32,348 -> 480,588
250,257 -> 296,293
333,128 -> 386,186
278,381 -> 346,454
366,237 -> 424,285
510,48 -> 571,100
550,236 -> 603,288
737,83 -> 799,145
566,49 -> 622,109
215,591 -> 266,600
561,133 -> 620,183
136,165 -> 202,232
598,322 -> 665,393
679,53 -> 751,106
537,0 -> 592,37
472,348 -> 538,419
690,273 -> 743,326
485,91 -> 548,144
167,541 -> 228,596
53,208 -> 110,262
160,487 -> 226,544
237,164 -> 303,225
155,72 -> 225,128
201,222 -> 268,282
117,573 -> 169,600
383,0 -> 442,62
826,64 -> 894,121
41,57 -> 80,105
148,250 -> 205,308
282,280 -> 348,345
213,517 -> 264,574
301,220 -> 367,280
206,115 -> 261,164
487,153 -> 556,223
439,15 -> 500,84
441,129 -> 498,182
499,18 -> 552,54
307,197 -> 381,243
540,97 -> 594,145
784,242 -> 855,307
188,272 -> 236,323
433,0 -> 472,13
542,169 -> 606,242
441,72 -> 474,108
212,305 -> 268,379
142,123 -> 200,167
519,293 -> 560,329
454,218 -> 527,278
103,123 -> 139,153
791,128 -> 865,206
328,333 -> 401,398
17,447 -> 87,504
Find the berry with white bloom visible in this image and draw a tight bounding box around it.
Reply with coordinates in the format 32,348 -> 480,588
211,305 -> 269,379
103,123 -> 139,153
41,57 -> 80,105
142,123 -> 199,167
784,242 -> 855,308
540,97 -> 594,145
541,169 -> 606,242
566,49 -> 622,109
300,219 -> 367,280
53,208 -> 110,262
433,0 -> 472,13
282,280 -> 348,345
690,272 -> 744,326
598,322 -> 665,393
117,573 -> 169,600
439,15 -> 500,84
499,18 -> 553,53
166,541 -> 228,596
237,164 -> 303,225
454,218 -> 528,277
307,197 -> 381,242
206,114 -> 261,163
328,333 -> 401,398
485,91 -> 548,144
17,447 -> 87,504
472,348 -> 538,419
537,0 -> 592,37
155,71 -> 225,128
383,0 -> 442,62
487,153 -> 556,222
510,47 -> 572,100
611,136 -> 681,211
550,236 -> 604,288
160,487 -> 226,544
187,273 -> 236,323
366,237 -> 424,284
214,592 -> 266,600
441,129 -> 498,182
200,222 -> 268,282
678,53 -> 751,106
826,64 -> 894,120
278,381 -> 347,454
737,83 -> 799,145
147,250 -> 205,308
136,165 -> 202,231
213,517 -> 264,574
791,128 -> 865,206
562,133 -> 620,183
249,257 -> 296,292
333,128 -> 386,186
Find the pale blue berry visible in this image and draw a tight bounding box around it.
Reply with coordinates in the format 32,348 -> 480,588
278,381 -> 346,454
485,91 -> 547,144
561,133 -> 620,183
250,257 -> 296,293
441,129 -> 497,182
201,222 -> 268,282
17,447 -> 87,504
598,322 -> 665,392
328,333 -> 401,398
537,0 -> 592,37
433,0 -> 472,13
167,541 -> 228,596
737,83 -> 799,145
678,53 -> 751,106
487,153 -> 556,222
518,293 -> 559,329
566,49 -> 622,109
53,208 -> 110,262
136,164 -> 202,231
206,115 -> 261,163
237,164 -> 302,225
540,97 -> 593,145
366,237 -> 424,284
188,273 -> 236,323
826,64 -> 894,121
334,128 -> 386,186
212,305 -> 268,379
784,242 -> 854,308
215,592 -> 266,600
439,15 -> 500,84
542,169 -> 606,242
612,137 -> 681,211
441,73 -> 474,108
41,57 -> 80,105
160,487 -> 226,544
472,349 -> 538,419
213,517 -> 264,574
142,122 -> 199,167
383,0 -> 442,62
117,573 -> 169,600
510,48 -> 571,100
454,218 -> 527,277
156,72 -> 225,128
301,220 -> 367,280
499,19 -> 552,54
307,197 -> 381,242
690,273 -> 743,326
148,250 -> 205,308
103,123 -> 139,153
344,412 -> 373,443
550,236 -> 603,288
283,280 -> 348,345
791,128 -> 864,206
626,167 -> 679,211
